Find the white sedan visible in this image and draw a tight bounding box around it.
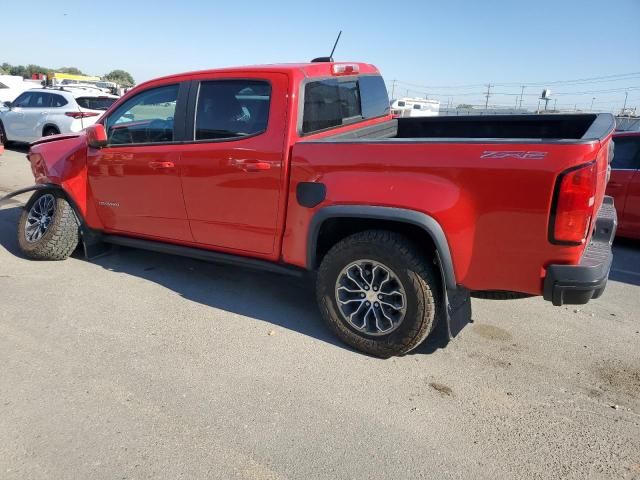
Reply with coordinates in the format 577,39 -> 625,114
0,87 -> 118,145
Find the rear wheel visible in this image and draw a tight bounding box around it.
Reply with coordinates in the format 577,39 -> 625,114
316,230 -> 441,358
42,126 -> 60,137
17,190 -> 79,260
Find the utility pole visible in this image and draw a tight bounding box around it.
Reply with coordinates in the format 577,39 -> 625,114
484,84 -> 491,110
590,97 -> 596,111
519,85 -> 525,109
390,80 -> 397,100
622,90 -> 629,113
536,98 -> 541,113
553,99 -> 557,111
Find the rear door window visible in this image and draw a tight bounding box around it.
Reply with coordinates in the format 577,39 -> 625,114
29,92 -> 52,108
612,138 -> 640,170
194,80 -> 271,140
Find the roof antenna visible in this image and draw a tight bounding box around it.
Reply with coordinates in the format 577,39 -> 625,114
311,31 -> 342,63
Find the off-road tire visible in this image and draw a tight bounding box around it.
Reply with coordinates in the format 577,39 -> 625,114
316,230 -> 441,358
42,126 -> 60,137
18,190 -> 79,260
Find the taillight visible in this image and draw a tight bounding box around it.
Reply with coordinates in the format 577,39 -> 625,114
65,111 -> 99,119
549,162 -> 597,245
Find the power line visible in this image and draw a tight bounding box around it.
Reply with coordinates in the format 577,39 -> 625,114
392,71 -> 640,90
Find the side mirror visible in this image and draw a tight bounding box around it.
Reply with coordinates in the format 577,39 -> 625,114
87,124 -> 108,148
3,101 -> 12,109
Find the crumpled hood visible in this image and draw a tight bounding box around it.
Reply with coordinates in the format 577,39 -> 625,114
29,132 -> 89,185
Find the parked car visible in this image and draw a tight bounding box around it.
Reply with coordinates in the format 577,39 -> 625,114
0,61 -> 617,357
0,74 -> 36,103
0,88 -> 118,145
606,131 -> 640,239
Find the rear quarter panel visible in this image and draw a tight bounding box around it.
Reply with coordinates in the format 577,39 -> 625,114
284,139 -> 608,295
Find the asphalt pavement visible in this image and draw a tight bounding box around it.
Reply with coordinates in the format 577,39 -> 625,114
1,145 -> 639,479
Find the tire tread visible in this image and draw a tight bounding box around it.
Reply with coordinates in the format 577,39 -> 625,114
317,230 -> 439,357
18,191 -> 79,261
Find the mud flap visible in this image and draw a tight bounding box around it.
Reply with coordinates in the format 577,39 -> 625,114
435,250 -> 472,339
445,286 -> 472,338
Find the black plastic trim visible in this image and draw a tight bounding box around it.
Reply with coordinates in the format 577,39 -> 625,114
307,205 -> 457,290
0,184 -> 52,204
296,182 -> 326,208
582,113 -> 617,141
172,81 -> 192,142
548,160 -> 596,246
184,79 -> 198,141
103,235 -> 304,277
543,196 -> 617,306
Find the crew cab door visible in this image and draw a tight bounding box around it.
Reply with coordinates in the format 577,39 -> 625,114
178,74 -> 288,257
607,136 -> 640,233
87,82 -> 192,241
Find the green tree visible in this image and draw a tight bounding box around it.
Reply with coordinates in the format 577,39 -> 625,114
103,69 -> 135,87
57,66 -> 85,75
9,64 -> 27,77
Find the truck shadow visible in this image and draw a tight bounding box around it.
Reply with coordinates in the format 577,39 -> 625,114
0,204 -> 343,350
0,205 -> 454,356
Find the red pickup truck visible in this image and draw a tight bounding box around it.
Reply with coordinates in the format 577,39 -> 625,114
1,61 -> 617,357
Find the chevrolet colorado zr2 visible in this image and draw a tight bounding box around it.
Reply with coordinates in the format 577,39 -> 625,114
1,61 -> 617,357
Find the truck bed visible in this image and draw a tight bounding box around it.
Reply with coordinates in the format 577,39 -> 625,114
320,113 -> 613,144
287,113 -> 615,295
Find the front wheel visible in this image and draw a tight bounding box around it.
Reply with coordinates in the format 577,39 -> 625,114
316,230 -> 441,358
17,190 -> 79,260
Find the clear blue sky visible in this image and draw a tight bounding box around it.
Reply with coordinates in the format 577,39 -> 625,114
2,0 -> 639,112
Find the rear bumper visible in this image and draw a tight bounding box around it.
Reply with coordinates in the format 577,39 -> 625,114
543,196 -> 617,306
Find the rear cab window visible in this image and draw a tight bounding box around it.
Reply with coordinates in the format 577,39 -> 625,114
301,74 -> 389,135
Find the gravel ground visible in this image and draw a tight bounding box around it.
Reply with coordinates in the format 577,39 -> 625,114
1,146 -> 639,479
